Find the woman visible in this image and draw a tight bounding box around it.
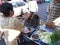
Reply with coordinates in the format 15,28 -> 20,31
0,2 -> 24,45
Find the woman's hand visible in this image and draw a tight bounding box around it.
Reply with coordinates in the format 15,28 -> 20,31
45,22 -> 55,28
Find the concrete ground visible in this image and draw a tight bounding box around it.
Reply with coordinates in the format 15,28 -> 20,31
38,2 -> 49,22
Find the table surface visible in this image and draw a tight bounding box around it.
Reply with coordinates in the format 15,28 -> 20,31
40,24 -> 60,33
23,24 -> 60,45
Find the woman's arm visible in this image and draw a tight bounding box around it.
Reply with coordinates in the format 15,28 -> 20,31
13,18 -> 24,32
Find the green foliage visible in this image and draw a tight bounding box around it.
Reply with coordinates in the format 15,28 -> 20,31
50,31 -> 60,43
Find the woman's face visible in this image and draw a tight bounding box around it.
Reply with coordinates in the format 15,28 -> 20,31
10,10 -> 14,17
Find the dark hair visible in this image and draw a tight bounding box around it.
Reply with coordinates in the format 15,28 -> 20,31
0,2 -> 13,17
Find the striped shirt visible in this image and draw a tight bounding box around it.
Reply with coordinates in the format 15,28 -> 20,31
47,2 -> 60,22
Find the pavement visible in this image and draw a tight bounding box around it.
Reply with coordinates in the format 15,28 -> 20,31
38,2 -> 49,22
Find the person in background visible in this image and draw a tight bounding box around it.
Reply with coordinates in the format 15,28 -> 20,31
46,0 -> 60,28
0,2 -> 24,45
28,0 -> 38,15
